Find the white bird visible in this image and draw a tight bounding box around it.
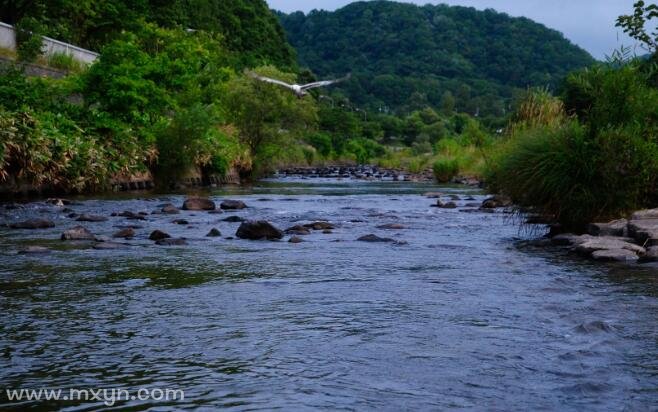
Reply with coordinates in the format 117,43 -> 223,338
247,72 -> 351,98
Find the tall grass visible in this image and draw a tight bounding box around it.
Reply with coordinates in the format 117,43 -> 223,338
486,64 -> 658,230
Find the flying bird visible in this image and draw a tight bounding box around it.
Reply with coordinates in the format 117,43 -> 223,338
247,72 -> 351,98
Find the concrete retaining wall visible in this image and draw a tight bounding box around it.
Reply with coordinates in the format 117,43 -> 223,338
0,22 -> 99,64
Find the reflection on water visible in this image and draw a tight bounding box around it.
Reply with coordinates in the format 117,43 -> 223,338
0,180 -> 656,410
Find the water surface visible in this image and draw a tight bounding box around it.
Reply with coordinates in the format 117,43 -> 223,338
1,180 -> 656,410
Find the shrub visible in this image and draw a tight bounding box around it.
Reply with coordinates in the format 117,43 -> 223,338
15,18 -> 44,62
47,52 -> 84,72
433,158 -> 460,182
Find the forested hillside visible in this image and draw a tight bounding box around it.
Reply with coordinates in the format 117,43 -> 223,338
0,0 -> 296,69
278,1 -> 596,116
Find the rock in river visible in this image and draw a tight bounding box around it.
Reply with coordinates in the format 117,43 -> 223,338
588,219 -> 627,237
376,223 -> 406,230
156,238 -> 187,246
236,221 -> 283,240
183,197 -> 216,211
76,214 -> 108,222
289,236 -> 304,243
285,225 -> 311,235
481,195 -> 512,209
591,249 -> 640,262
149,230 -> 171,241
220,200 -> 247,210
304,221 -> 335,230
206,228 -> 222,237
113,228 -> 135,239
10,219 -> 55,229
223,216 -> 245,223
61,226 -> 95,241
161,204 -> 180,214
357,234 -> 395,242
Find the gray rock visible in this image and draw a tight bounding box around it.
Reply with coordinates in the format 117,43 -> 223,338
113,228 -> 135,238
9,219 -> 55,229
18,246 -> 51,254
61,226 -> 95,241
76,214 -> 108,222
481,195 -> 512,209
183,197 -> 216,211
222,216 -> 245,222
161,204 -> 180,214
220,200 -> 247,210
206,228 -> 222,237
357,234 -> 395,242
591,249 -> 640,262
574,237 -> 645,256
432,200 -> 457,209
236,221 -> 283,240
156,238 -> 187,246
149,230 -> 171,241
376,223 -> 406,230
285,225 -> 311,235
550,233 -> 594,246
588,219 -> 627,237
114,211 -> 146,220
304,221 -> 335,230
289,236 -> 304,243
627,219 -> 658,244
642,247 -> 658,262
631,208 -> 658,220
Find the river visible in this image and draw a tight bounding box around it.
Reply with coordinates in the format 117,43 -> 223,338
0,179 -> 656,410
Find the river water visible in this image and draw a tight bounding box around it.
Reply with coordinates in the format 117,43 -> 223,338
0,179 -> 656,411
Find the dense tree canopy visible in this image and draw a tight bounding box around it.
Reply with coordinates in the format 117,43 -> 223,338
0,0 -> 296,69
278,1 -> 596,116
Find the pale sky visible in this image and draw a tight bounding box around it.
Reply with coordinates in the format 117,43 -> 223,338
268,0 -> 642,59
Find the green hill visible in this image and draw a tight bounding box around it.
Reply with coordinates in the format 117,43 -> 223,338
278,1 -> 596,117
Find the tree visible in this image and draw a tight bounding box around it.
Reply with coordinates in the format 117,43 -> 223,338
224,66 -> 318,175
616,1 -> 658,53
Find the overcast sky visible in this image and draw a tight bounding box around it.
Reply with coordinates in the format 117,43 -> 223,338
267,0 -> 641,59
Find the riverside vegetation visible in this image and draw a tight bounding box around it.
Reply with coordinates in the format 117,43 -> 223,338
1,0 -> 658,234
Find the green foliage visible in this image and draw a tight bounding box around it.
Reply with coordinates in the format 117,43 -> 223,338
307,132 -> 333,157
345,138 -> 385,164
487,64 -> 658,229
14,17 -> 44,62
279,1 -> 595,116
6,0 -> 296,69
616,1 -> 658,53
433,158 -> 460,183
224,65 -> 318,175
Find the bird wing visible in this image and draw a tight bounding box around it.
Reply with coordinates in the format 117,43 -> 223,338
300,73 -> 351,90
247,72 -> 295,90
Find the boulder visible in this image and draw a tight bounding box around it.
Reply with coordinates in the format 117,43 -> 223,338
156,238 -> 187,246
220,200 -> 247,210
183,197 -> 216,211
588,219 -> 627,237
357,234 -> 395,242
285,225 -> 311,235
206,228 -> 222,237
9,219 -> 55,229
591,249 -> 640,262
114,211 -> 146,220
303,221 -> 335,230
18,246 -> 51,254
236,220 -> 283,240
550,233 -> 594,246
432,200 -> 457,209
376,223 -> 406,230
113,228 -> 135,238
481,195 -> 512,209
76,214 -> 108,222
574,237 -> 645,256
627,219 -> 658,244
149,230 -> 171,241
288,236 -> 304,243
642,246 -> 658,262
222,216 -> 245,222
631,208 -> 658,220
61,226 -> 95,241
161,204 -> 180,214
